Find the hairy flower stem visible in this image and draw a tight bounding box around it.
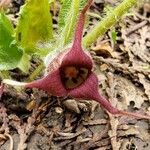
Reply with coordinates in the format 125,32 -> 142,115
83,0 -> 137,47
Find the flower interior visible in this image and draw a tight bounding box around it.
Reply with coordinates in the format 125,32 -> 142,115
60,65 -> 89,89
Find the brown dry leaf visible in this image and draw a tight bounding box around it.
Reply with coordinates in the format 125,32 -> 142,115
119,139 -> 133,150
36,124 -> 50,136
122,24 -> 150,65
54,128 -> 87,141
91,42 -> 115,58
143,1 -> 150,13
106,73 -> 121,149
63,99 -> 98,116
64,113 -> 72,128
112,76 -> 145,109
83,119 -> 107,126
100,63 -> 109,71
120,138 -> 150,150
82,125 -> 109,150
118,126 -> 140,137
26,100 -> 36,111
9,112 -> 35,150
63,99 -> 81,114
0,134 -> 6,140
55,107 -> 63,114
118,121 -> 149,141
138,73 -> 150,100
136,121 -> 150,141
108,116 -> 120,150
131,138 -> 150,150
0,103 -> 9,134
106,73 -> 141,110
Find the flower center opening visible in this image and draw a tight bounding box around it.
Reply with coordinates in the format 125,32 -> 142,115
60,66 -> 89,89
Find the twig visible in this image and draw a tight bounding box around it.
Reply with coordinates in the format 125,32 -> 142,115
126,20 -> 148,35
135,12 -> 150,22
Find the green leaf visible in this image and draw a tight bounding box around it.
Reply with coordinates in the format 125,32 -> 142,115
58,0 -> 88,47
60,0 -> 80,46
111,29 -> 117,44
58,0 -> 87,28
16,0 -> 53,54
0,12 -> 23,70
58,0 -> 72,28
17,53 -> 31,73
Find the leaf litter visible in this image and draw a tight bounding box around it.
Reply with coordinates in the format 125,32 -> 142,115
0,0 -> 150,150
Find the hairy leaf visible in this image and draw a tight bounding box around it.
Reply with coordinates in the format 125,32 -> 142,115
58,0 -> 88,47
58,0 -> 87,28
16,0 -> 53,54
58,0 -> 72,27
17,53 -> 31,73
0,12 -> 23,70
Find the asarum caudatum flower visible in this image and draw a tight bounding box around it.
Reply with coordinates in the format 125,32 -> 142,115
3,0 -> 150,119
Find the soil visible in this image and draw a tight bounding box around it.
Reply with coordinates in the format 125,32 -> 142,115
0,0 -> 150,150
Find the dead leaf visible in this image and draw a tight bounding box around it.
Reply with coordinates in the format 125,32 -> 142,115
55,107 -> 63,114
112,76 -> 145,109
26,100 -> 36,111
83,119 -> 107,126
108,115 -> 120,150
138,73 -> 150,100
91,42 -> 114,58
100,63 -> 109,71
63,99 -> 81,113
118,126 -> 140,137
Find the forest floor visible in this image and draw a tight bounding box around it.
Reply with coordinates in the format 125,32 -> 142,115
0,0 -> 150,150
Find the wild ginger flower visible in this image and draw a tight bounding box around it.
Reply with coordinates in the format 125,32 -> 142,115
3,0 -> 150,119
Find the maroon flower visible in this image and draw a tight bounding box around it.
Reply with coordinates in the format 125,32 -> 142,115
3,0 -> 150,119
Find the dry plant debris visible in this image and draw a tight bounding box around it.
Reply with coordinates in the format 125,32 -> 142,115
0,0 -> 150,150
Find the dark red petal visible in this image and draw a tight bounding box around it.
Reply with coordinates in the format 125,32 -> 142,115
68,72 -> 119,113
69,73 -> 150,119
25,70 -> 67,97
68,73 -> 98,99
61,47 -> 93,70
69,72 -> 121,113
60,0 -> 93,70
